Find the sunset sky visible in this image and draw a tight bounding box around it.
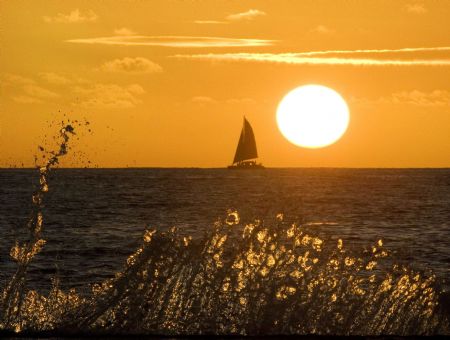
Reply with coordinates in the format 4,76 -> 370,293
1,0 -> 449,167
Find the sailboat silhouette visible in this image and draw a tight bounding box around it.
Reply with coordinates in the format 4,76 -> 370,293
228,117 -> 264,169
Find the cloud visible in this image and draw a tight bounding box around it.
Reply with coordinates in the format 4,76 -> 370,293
66,35 -> 274,47
98,57 -> 163,74
190,96 -> 256,106
2,73 -> 145,108
405,3 -> 427,14
3,74 -> 35,86
39,72 -> 89,85
3,74 -> 59,104
351,90 -> 450,107
193,20 -> 228,25
11,83 -> 59,104
39,72 -> 71,85
283,46 -> 450,57
171,53 -> 450,66
311,25 -> 335,35
114,28 -> 136,35
23,84 -> 59,99
73,83 -> 145,109
171,46 -> 450,66
226,9 -> 266,21
191,96 -> 217,104
388,90 -> 450,106
194,8 -> 265,25
43,9 -> 98,23
127,84 -> 146,95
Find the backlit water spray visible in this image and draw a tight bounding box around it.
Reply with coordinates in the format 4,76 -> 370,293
0,124 -> 449,335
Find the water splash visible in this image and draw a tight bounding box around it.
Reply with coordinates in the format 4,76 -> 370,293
1,123 -> 75,333
0,126 -> 449,336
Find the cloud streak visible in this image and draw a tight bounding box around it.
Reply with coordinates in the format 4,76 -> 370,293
190,96 -> 256,106
405,3 -> 427,14
44,9 -> 98,23
191,96 -> 217,105
194,8 -> 266,25
310,25 -> 335,35
73,84 -> 145,109
66,35 -> 274,47
114,28 -> 137,35
285,46 -> 450,57
226,9 -> 266,21
2,74 -> 60,104
171,53 -> 450,66
171,46 -> 450,66
352,90 -> 450,107
98,57 -> 163,74
2,73 -> 145,108
193,20 -> 228,25
39,72 -> 71,85
389,90 -> 450,106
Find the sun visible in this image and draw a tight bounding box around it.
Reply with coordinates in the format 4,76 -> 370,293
276,85 -> 350,148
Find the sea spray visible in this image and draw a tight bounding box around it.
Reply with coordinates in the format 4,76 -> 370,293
0,123 -> 75,332
0,127 -> 449,335
1,216 -> 448,335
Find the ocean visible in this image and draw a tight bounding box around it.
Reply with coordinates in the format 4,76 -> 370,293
1,166 -> 450,335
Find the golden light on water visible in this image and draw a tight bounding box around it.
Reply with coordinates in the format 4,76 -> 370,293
276,85 -> 350,148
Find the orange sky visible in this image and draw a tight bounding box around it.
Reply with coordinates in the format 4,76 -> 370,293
1,0 -> 449,167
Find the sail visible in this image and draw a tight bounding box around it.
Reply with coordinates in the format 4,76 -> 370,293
233,117 -> 258,163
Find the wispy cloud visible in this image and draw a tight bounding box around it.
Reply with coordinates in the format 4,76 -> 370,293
352,90 -> 450,108
171,53 -> 450,66
191,96 -> 217,107
194,8 -> 265,25
190,96 -> 255,106
22,84 -> 59,99
310,25 -> 335,35
66,35 -> 274,47
286,46 -> 450,57
3,74 -> 35,86
226,9 -> 266,21
3,74 -> 60,104
114,27 -> 136,35
405,3 -> 428,14
39,72 -> 71,85
11,84 -> 59,103
3,73 -> 145,109
98,57 -> 163,74
193,20 -> 228,25
171,46 -> 450,66
388,90 -> 450,106
73,83 -> 145,109
38,72 -> 88,85
43,9 -> 98,23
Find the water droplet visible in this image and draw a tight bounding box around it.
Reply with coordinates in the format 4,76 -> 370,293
225,210 -> 240,225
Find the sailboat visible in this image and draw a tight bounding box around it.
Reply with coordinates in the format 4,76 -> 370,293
228,117 -> 265,169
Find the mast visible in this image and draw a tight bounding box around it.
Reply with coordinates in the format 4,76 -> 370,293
233,117 -> 258,164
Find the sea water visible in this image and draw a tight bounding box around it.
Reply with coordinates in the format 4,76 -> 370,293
0,125 -> 449,335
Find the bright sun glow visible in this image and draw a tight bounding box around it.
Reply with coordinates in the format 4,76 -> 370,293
276,85 -> 350,148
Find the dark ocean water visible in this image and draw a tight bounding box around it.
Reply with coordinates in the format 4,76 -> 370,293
1,124 -> 449,335
1,168 -> 449,292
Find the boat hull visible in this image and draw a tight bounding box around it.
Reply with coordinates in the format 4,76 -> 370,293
227,163 -> 265,170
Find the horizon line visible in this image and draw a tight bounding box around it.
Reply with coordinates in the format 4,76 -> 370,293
2,166 -> 449,170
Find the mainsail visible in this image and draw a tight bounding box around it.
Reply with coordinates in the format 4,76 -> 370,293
233,117 -> 258,164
